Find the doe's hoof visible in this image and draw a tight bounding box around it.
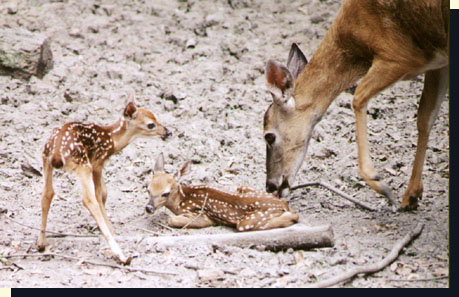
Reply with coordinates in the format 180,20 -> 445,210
400,196 -> 419,211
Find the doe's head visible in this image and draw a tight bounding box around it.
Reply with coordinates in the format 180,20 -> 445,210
263,43 -> 311,197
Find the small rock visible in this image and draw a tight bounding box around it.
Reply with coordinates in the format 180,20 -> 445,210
198,269 -> 225,282
310,15 -> 324,24
240,268 -> 257,278
6,3 -> 17,14
186,38 -> 197,48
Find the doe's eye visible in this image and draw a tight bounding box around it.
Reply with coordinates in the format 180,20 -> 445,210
147,123 -> 156,129
264,133 -> 276,145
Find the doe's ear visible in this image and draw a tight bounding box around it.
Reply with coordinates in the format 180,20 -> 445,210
287,43 -> 308,80
123,92 -> 138,119
153,153 -> 165,173
265,60 -> 295,110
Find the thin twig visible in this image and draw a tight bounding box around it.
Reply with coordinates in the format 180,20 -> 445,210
388,276 -> 448,282
153,221 -> 176,232
3,253 -> 176,276
136,227 -> 158,234
307,223 -> 425,288
3,215 -> 97,238
182,192 -> 209,229
291,182 -> 377,212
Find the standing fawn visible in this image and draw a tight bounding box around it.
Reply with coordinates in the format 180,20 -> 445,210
38,95 -> 170,265
263,0 -> 448,210
146,154 -> 299,231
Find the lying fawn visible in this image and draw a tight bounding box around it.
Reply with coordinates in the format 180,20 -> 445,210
146,154 -> 299,231
38,95 -> 170,265
263,0 -> 448,210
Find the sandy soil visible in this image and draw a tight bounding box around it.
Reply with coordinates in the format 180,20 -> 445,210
0,0 -> 449,288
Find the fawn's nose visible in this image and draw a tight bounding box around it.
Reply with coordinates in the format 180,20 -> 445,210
161,128 -> 172,140
145,203 -> 155,214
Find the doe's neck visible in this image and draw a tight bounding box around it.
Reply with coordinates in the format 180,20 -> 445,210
294,31 -> 362,115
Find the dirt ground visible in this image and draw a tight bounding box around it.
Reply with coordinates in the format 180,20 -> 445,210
0,0 -> 449,288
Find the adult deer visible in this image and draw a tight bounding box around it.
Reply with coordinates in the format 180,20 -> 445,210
146,154 -> 299,231
263,0 -> 448,210
38,95 -> 171,265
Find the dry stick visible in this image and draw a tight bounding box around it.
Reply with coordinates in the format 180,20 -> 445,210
3,215 -> 97,238
388,276 -> 448,282
291,182 -> 378,212
154,222 -> 176,232
3,253 -> 176,276
181,192 -> 209,229
307,223 -> 425,288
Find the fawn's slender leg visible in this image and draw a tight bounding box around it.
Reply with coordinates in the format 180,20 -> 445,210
352,59 -> 415,206
37,158 -> 55,251
77,164 -> 130,264
92,167 -> 114,234
168,213 -> 215,228
236,210 -> 297,231
401,66 -> 448,210
251,211 -> 299,231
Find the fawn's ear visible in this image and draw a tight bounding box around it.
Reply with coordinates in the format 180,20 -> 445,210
153,153 -> 165,173
123,92 -> 138,119
175,161 -> 191,179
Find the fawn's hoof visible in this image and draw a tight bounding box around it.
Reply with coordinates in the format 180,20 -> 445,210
37,240 -> 46,252
114,255 -> 132,266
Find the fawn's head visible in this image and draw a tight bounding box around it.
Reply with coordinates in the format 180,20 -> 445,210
263,43 -> 316,197
146,154 -> 190,213
122,94 -> 171,141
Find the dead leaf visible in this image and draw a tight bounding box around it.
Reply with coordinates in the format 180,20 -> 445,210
294,251 -> 304,265
21,163 -> 42,177
390,261 -> 400,272
11,240 -> 21,253
374,224 -> 388,231
384,167 -> 398,176
432,267 -> 448,277
435,254 -> 449,261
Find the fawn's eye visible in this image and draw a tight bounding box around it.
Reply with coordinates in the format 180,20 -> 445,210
161,192 -> 170,198
147,123 -> 156,129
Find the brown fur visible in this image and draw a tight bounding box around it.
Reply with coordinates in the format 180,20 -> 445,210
263,0 -> 448,210
147,159 -> 299,231
38,100 -> 170,265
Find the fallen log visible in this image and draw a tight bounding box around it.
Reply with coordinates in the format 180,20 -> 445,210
0,27 -> 53,78
141,224 -> 334,252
